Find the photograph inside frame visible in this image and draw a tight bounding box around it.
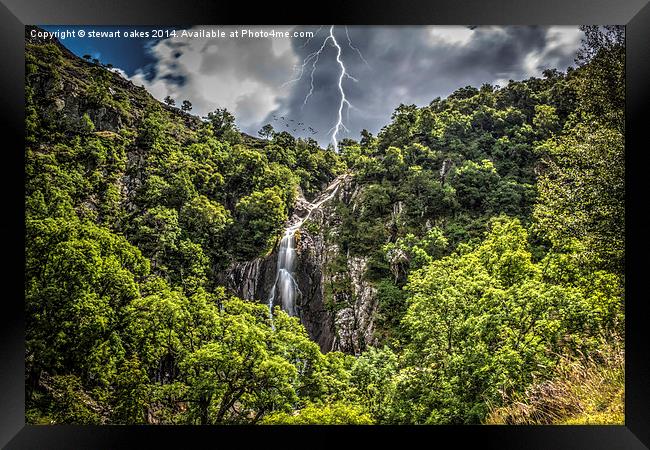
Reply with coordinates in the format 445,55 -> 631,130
24,24 -> 625,425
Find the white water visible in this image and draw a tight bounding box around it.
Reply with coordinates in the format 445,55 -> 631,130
267,230 -> 300,318
268,176 -> 345,321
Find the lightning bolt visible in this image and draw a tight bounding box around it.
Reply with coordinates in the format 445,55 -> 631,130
304,35 -> 329,106
328,25 -> 354,152
345,26 -> 371,68
301,25 -> 323,48
283,25 -> 368,152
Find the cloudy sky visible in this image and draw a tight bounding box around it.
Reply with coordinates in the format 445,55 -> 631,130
43,25 -> 584,148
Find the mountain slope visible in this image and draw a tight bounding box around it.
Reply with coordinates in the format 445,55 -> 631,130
24,26 -> 624,425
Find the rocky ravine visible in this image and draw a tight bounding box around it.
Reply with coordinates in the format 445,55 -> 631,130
219,174 -> 379,355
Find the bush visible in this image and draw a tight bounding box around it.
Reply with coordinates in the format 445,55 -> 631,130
262,401 -> 373,425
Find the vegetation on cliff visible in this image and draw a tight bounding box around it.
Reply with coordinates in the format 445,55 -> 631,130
25,26 -> 624,424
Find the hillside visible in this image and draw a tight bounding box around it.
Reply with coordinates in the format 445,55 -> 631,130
25,25 -> 624,425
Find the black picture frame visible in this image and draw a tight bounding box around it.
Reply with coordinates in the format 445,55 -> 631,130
1,0 -> 648,448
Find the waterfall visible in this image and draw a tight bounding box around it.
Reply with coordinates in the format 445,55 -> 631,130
267,175 -> 345,322
267,229 -> 300,318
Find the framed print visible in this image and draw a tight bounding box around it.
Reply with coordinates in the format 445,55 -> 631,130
1,0 -> 648,448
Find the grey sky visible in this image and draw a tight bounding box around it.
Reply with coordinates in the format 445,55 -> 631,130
126,25 -> 583,147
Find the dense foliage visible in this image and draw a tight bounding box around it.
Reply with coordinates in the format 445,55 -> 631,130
25,35 -> 345,424
25,26 -> 624,424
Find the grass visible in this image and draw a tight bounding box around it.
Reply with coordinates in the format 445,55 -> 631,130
485,340 -> 624,425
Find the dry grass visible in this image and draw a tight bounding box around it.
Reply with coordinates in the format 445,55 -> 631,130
485,342 -> 624,425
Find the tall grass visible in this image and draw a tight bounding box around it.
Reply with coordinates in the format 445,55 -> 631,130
485,340 -> 624,425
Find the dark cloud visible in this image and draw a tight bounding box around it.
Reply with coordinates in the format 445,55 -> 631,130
129,26 -> 582,147
266,26 -> 582,147
130,26 -> 298,129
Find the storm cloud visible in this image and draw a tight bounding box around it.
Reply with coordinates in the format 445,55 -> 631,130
129,25 -> 583,147
129,26 -> 299,130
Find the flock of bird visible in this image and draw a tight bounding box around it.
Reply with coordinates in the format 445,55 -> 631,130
272,114 -> 318,135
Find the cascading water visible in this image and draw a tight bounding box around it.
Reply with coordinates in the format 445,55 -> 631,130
267,175 -> 345,323
267,227 -> 300,318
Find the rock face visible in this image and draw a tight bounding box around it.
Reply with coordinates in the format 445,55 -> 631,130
331,255 -> 378,355
219,175 -> 379,355
217,226 -> 338,352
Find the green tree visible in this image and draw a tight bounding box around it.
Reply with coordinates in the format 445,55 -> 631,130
534,125 -> 624,272
533,104 -> 560,138
179,195 -> 232,258
402,167 -> 456,226
574,26 -> 624,131
131,206 -> 181,273
451,159 -> 500,210
233,187 -> 288,259
272,130 -> 296,149
395,217 -> 622,423
26,218 -> 149,407
180,299 -> 297,424
181,100 -> 192,112
258,123 -> 274,140
350,346 -> 398,423
204,108 -> 237,137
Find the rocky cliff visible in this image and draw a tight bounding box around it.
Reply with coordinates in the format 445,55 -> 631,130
219,174 -> 380,355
